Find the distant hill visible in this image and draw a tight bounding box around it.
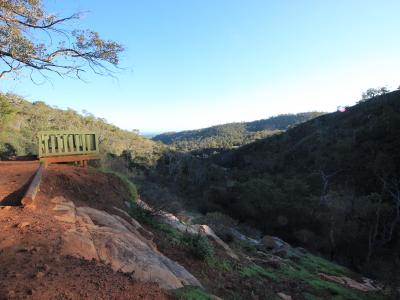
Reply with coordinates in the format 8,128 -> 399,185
153,112 -> 325,151
0,93 -> 164,165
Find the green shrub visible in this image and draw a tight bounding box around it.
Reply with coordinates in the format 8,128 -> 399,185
300,253 -> 350,277
0,95 -> 17,126
193,211 -> 237,242
129,203 -> 153,224
302,292 -> 324,300
181,232 -> 214,260
206,257 -> 233,272
239,264 -> 280,282
153,222 -> 181,240
308,279 -> 363,300
0,143 -> 16,160
115,173 -> 138,204
232,239 -> 257,254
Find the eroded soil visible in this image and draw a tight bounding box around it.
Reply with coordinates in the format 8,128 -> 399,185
0,163 -> 172,300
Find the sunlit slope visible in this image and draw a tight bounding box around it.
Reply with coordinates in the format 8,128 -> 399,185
153,112 -> 325,151
0,93 -> 164,164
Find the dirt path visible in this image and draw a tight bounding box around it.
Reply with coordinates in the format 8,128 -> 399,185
0,161 -> 39,206
0,164 -> 172,300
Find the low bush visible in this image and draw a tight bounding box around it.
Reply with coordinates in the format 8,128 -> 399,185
239,264 -> 279,282
206,257 -> 233,272
0,143 -> 16,160
193,212 -> 237,243
181,232 -> 214,260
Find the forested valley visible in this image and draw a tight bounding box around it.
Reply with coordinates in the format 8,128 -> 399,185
144,91 -> 400,285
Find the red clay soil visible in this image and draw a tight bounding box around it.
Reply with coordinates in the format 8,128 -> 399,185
0,161 -> 39,206
0,164 -> 172,300
36,165 -> 132,213
0,206 -> 171,300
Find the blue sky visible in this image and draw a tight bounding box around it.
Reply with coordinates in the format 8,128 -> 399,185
2,0 -> 400,133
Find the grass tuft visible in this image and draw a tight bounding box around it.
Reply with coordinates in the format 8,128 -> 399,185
239,264 -> 280,282
98,168 -> 138,205
172,286 -> 213,300
206,257 -> 233,272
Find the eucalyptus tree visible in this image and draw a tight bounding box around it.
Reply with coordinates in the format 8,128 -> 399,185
0,0 -> 123,80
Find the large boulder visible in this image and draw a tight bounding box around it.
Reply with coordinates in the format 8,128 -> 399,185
51,196 -> 201,290
77,206 -> 156,250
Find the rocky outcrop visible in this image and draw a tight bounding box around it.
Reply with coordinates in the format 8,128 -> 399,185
192,224 -> 239,260
261,235 -> 290,257
51,196 -> 201,290
230,228 -> 260,245
137,199 -> 239,260
277,292 -> 292,300
318,273 -> 382,292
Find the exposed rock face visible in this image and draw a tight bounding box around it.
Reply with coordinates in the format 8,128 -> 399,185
318,273 -> 382,292
261,235 -> 290,257
51,196 -> 201,290
192,224 -> 239,260
277,292 -> 292,300
230,228 -> 260,245
137,199 -> 239,260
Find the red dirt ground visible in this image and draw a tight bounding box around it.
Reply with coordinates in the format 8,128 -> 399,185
0,161 -> 39,206
36,165 -> 132,212
0,163 -> 172,300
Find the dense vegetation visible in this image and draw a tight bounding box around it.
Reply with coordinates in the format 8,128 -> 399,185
0,93 -> 164,166
149,91 -> 400,283
153,112 -> 324,151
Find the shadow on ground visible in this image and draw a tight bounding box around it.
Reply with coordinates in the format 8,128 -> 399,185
0,173 -> 35,206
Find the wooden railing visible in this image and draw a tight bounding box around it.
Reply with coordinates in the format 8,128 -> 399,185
38,131 -> 99,158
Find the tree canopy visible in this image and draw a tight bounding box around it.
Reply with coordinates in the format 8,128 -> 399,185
361,86 -> 389,101
0,93 -> 164,163
0,0 -> 123,80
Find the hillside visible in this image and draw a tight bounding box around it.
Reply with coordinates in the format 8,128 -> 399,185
0,93 -> 164,166
153,112 -> 325,151
1,91 -> 398,297
149,91 -> 400,285
0,162 -> 391,299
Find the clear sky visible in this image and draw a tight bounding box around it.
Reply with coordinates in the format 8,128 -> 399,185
1,0 -> 400,133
